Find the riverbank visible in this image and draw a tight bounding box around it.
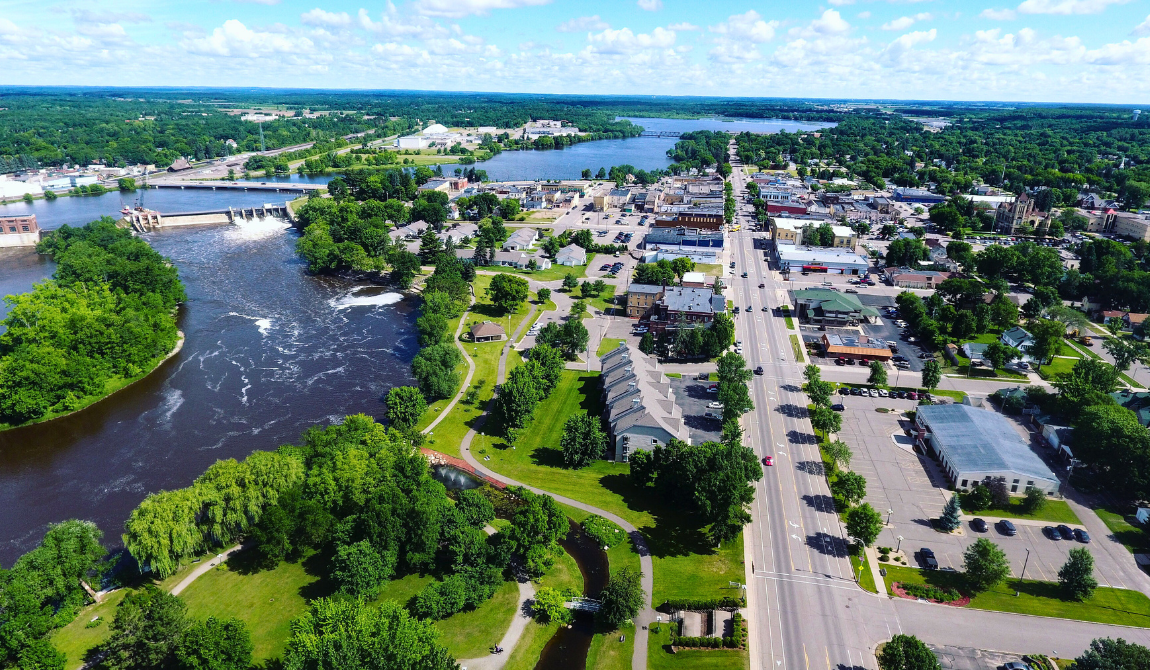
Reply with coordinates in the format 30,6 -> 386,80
0,330 -> 185,433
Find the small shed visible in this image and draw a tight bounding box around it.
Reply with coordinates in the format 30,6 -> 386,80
470,321 -> 505,343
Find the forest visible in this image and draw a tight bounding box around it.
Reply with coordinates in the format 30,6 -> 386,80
0,218 -> 185,426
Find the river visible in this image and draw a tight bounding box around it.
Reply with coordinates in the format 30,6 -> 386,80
0,115 -> 830,564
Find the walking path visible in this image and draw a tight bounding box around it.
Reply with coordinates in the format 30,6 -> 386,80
423,295 -> 478,436
458,528 -> 538,670
451,294 -> 655,670
864,547 -> 888,596
169,544 -> 243,596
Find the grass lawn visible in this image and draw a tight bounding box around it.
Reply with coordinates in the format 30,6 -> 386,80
790,334 -> 805,362
503,620 -> 559,670
695,263 -> 723,277
435,580 -> 520,659
51,589 -> 129,670
652,532 -> 745,605
484,263 -> 588,283
587,623 -> 634,670
587,285 -> 618,314
851,552 -> 877,594
648,623 -> 749,670
598,337 -> 626,357
1095,507 -> 1150,554
962,497 -> 1081,525
781,305 -> 795,330
879,564 -> 1150,627
1038,357 -> 1079,381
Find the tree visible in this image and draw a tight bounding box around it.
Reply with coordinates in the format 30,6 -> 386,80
938,494 -> 961,532
561,412 -> 606,468
639,332 -> 655,355
1074,405 -> 1150,500
962,538 -> 1010,592
390,249 -> 421,288
1073,638 -> 1150,670
670,256 -> 695,280
1020,486 -> 1047,514
496,361 -> 543,431
831,470 -> 867,507
965,484 -> 993,512
175,617 -> 253,670
810,405 -> 843,437
983,341 -> 1020,372
562,273 -> 579,290
529,343 -> 564,396
102,586 -> 189,670
986,478 -> 1010,508
506,488 -> 567,578
332,540 -> 392,597
487,273 -> 529,314
597,567 -> 644,629
283,598 -> 455,670
878,634 -> 941,670
807,380 -> 834,409
416,312 -> 450,346
418,228 -> 442,263
1103,338 -> 1148,373
1028,318 -> 1067,369
386,386 -> 427,431
537,287 -> 551,303
824,440 -> 852,471
570,299 -> 587,317
412,344 -> 463,400
921,360 -> 941,391
867,361 -> 888,387
845,503 -> 883,547
531,587 -> 573,625
1059,547 -> 1098,601
803,364 -> 822,387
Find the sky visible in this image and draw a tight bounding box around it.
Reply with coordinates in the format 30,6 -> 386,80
2,0 -> 1150,104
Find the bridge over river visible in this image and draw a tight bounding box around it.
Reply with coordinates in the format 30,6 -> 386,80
150,181 -> 324,193
638,131 -> 682,138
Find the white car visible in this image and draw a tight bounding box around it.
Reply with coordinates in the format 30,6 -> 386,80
707,401 -> 724,409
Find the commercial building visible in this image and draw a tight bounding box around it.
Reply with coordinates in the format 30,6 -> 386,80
886,267 -> 952,289
555,244 -> 587,266
792,288 -> 880,326
680,271 -> 707,288
821,334 -> 893,361
643,227 -> 724,254
0,215 -> 40,248
1111,212 -> 1150,242
653,209 -> 724,230
599,344 -> 690,462
770,217 -> 806,245
647,287 -> 725,333
776,246 -> 870,275
914,404 -> 1060,494
892,188 -> 946,204
625,284 -> 664,318
767,202 -> 809,216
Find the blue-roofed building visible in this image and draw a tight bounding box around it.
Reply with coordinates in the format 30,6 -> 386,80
892,188 -> 946,204
914,404 -> 1059,494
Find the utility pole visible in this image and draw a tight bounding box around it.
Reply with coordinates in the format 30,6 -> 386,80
1015,548 -> 1031,596
259,122 -> 266,153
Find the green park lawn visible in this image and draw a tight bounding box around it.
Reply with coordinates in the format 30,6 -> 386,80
695,263 -> 723,277
651,533 -> 745,605
502,542 -> 585,670
51,589 -> 130,670
587,284 -> 618,314
1095,507 -> 1150,555
598,337 -> 626,357
880,564 -> 1150,627
1038,356 -> 1080,381
961,497 -> 1081,525
484,263 -> 588,283
587,623 -> 635,670
434,580 -> 521,659
648,623 -> 749,670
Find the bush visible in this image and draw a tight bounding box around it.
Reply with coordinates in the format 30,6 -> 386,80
897,582 -> 962,602
581,515 -> 625,548
658,596 -> 745,612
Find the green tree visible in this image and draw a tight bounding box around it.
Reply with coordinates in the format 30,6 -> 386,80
831,470 -> 867,507
1059,547 -> 1099,601
962,538 -> 1010,592
537,287 -> 551,303
418,228 -> 443,264
496,360 -> 543,431
983,341 -> 1021,373
386,386 -> 427,431
845,503 -> 883,547
965,484 -> 992,512
810,405 -> 842,437
532,587 -> 573,625
411,344 -> 463,400
1028,318 -> 1067,369
867,361 -> 888,387
283,598 -> 455,670
390,249 -> 421,288
560,412 -> 606,468
670,256 -> 695,280
878,634 -> 941,670
1021,486 -> 1047,514
803,364 -> 822,386
101,585 -> 189,670
807,380 -> 834,409
174,617 -> 253,670
562,273 -> 579,290
332,540 -> 393,597
529,343 -> 564,396
416,312 -> 450,347
920,360 -> 941,391
487,273 -> 529,314
597,567 -> 644,629
117,177 -> 137,191
1074,405 -> 1150,500
1103,338 -> 1148,373
823,440 -> 852,471
1073,638 -> 1150,670
639,332 -> 655,355
938,494 -> 962,532
506,488 -> 567,578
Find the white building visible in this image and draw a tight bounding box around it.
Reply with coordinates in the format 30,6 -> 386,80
555,244 -> 587,266
0,175 -> 43,198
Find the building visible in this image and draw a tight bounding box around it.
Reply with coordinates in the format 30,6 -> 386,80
1111,390 -> 1150,428
653,209 -> 724,230
770,217 -> 807,245
599,344 -> 690,462
776,246 -> 870,275
470,321 -> 505,342
418,179 -> 451,193
626,284 -> 664,319
681,271 -> 707,288
167,158 -> 192,172
490,250 -> 550,270
1000,326 -> 1035,360
821,334 -> 893,361
994,193 -> 1048,235
0,215 -> 40,248
0,174 -> 43,199
892,188 -> 945,204
1111,212 -> 1150,242
646,287 -> 726,333
555,244 -> 587,266
767,202 -> 809,216
792,288 -> 880,326
643,227 -> 724,251
886,267 -> 952,289
914,404 -> 1060,494
502,228 -> 538,251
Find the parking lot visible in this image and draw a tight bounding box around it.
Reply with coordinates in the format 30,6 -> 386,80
834,395 -> 1139,591
929,645 -> 1034,670
668,375 -> 723,445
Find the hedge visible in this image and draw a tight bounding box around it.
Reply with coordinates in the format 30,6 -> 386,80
658,596 -> 745,612
897,582 -> 962,603
671,613 -> 748,650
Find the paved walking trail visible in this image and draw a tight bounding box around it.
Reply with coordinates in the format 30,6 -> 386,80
169,544 -> 243,596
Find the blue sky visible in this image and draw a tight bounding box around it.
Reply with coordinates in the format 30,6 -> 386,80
2,0 -> 1150,103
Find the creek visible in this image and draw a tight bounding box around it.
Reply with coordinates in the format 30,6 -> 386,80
535,520 -> 611,670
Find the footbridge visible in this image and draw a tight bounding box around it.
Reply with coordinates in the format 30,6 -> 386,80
564,597 -> 601,612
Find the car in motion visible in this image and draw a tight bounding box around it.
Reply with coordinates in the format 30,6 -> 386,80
762,455 -> 773,466
754,366 -> 764,375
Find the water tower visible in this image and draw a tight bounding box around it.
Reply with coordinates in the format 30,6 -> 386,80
1135,109 -> 1142,121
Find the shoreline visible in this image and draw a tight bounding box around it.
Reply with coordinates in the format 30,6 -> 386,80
0,330 -> 185,433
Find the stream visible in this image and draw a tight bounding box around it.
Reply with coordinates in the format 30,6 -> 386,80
535,520 -> 611,670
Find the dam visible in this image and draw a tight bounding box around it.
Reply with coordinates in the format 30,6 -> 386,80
123,203 -> 293,233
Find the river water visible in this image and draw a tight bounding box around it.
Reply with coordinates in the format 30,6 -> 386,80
0,116 -> 830,564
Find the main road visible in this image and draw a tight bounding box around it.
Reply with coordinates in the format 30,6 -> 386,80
724,147 -> 1150,670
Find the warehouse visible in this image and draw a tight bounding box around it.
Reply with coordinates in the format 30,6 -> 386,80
914,404 -> 1059,495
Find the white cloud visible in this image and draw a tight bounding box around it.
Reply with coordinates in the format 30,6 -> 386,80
858,11 -> 871,19
1131,14 -> 1150,36
301,8 -> 351,28
234,0 -> 282,5
981,8 -> 1018,20
1085,35 -> 1150,65
828,0 -> 855,5
882,13 -> 931,30
181,19 -> 311,57
556,15 -> 609,32
0,18 -> 22,37
668,22 -> 699,31
790,9 -> 851,38
73,10 -> 151,24
358,6 -> 448,39
637,0 -> 663,10
1017,0 -> 1130,15
710,11 -> 779,43
77,23 -> 128,39
415,0 -> 551,18
887,28 -> 937,51
586,26 -> 675,54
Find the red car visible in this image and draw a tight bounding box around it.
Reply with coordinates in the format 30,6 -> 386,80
762,456 -> 773,466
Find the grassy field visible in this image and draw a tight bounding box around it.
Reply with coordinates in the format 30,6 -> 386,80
880,564 -> 1150,627
435,580 -> 520,659
851,551 -> 877,594
598,337 -> 627,357
51,589 -> 130,670
588,285 -> 618,314
483,263 -> 589,283
1095,507 -> 1150,554
648,624 -> 749,670
651,533 -> 745,605
695,263 -> 723,277
961,496 -> 1082,525
502,538 -> 585,670
790,334 -> 805,362
1038,356 -> 1079,381
587,623 -> 635,670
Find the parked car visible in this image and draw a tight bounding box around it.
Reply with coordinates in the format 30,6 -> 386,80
1057,524 -> 1074,541
845,288 -> 858,294
850,387 -> 863,396
839,387 -> 851,395
707,401 -> 724,409
907,392 -> 918,400
998,519 -> 1018,536
868,389 -> 879,397
878,389 -> 889,398
1044,526 -> 1059,540
707,385 -> 718,393
1002,663 -> 1032,670
971,518 -> 988,533
919,548 -> 939,570
1074,528 -> 1091,543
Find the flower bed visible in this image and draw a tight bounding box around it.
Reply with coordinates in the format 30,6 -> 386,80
891,582 -> 970,607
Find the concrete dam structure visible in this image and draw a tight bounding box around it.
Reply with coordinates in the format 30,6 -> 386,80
124,203 -> 293,233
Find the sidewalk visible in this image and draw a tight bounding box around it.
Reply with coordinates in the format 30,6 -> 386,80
865,547 -> 888,596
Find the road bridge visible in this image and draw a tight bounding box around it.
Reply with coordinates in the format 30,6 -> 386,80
639,131 -> 682,138
151,181 -> 323,193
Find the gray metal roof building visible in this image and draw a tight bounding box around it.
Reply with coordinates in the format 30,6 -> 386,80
915,404 -> 1059,494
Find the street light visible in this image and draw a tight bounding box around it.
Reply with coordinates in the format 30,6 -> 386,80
886,508 -> 894,526
895,535 -> 903,554
1015,548 -> 1031,597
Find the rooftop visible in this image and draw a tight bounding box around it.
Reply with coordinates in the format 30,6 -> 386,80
660,286 -> 724,314
918,404 -> 1058,483
777,245 -> 870,267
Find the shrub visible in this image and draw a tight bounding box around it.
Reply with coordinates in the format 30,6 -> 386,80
581,515 -> 625,548
897,582 -> 962,602
658,596 -> 745,612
